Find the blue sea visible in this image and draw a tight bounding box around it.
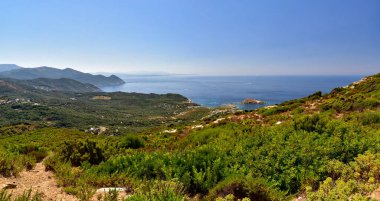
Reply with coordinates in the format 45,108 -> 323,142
102,75 -> 363,110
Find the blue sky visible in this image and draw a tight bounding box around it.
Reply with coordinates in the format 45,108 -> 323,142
0,0 -> 379,75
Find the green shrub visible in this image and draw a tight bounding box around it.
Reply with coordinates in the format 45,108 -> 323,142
118,135 -> 144,149
306,177 -> 358,201
330,87 -> 344,95
206,176 -> 285,201
358,112 -> 380,125
0,152 -> 22,177
261,106 -> 291,116
102,189 -> 119,201
307,152 -> 380,200
8,144 -> 48,163
44,155 -> 82,187
293,114 -> 327,133
0,189 -> 43,201
127,180 -> 186,201
291,107 -> 304,115
0,189 -> 11,201
75,184 -> 96,201
307,91 -> 322,100
58,140 -> 105,166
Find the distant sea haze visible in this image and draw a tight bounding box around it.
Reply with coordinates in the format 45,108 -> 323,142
101,75 -> 363,110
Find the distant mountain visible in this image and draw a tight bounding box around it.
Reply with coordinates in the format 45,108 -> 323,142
0,64 -> 21,72
0,66 -> 125,87
0,78 -> 101,93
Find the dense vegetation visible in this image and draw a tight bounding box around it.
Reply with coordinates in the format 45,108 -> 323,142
18,78 -> 101,93
0,79 -> 209,133
0,73 -> 379,200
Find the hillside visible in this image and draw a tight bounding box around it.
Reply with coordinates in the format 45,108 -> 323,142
0,79 -> 35,94
0,78 -> 100,95
0,79 -> 208,133
0,74 -> 379,200
0,78 -> 100,93
19,78 -> 101,93
0,64 -> 21,72
0,66 -> 125,87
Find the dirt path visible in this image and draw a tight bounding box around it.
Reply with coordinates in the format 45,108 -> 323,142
0,162 -> 77,201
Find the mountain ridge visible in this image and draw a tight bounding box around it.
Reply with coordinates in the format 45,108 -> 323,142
0,64 -> 21,72
0,65 -> 125,87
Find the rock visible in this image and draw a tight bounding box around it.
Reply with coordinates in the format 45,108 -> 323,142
265,105 -> 277,109
242,98 -> 264,104
213,118 -> 226,124
163,129 -> 177,134
2,183 -> 17,189
96,187 -> 126,193
91,96 -> 112,100
191,125 -> 204,129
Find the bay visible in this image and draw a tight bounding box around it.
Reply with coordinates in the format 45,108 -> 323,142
102,75 -> 363,110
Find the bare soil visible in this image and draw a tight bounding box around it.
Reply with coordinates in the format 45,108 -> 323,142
0,162 -> 77,201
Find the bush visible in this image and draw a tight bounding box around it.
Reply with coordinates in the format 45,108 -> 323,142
127,180 -> 186,201
0,151 -> 22,177
118,135 -> 144,149
307,91 -> 322,100
74,184 -> 96,201
8,144 -> 48,162
307,152 -> 380,200
358,112 -> 380,125
206,176 -> 285,201
306,177 -> 358,201
293,114 -> 327,133
58,140 -> 105,166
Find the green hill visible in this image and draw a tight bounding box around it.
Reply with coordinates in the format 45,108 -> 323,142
0,78 -> 100,95
0,78 -> 208,133
0,66 -> 125,87
19,78 -> 101,93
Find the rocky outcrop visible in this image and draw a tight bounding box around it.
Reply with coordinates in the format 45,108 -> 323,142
241,98 -> 265,104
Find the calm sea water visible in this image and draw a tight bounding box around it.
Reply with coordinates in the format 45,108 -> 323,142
102,75 -> 363,110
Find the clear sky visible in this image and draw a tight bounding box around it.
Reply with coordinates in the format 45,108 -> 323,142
0,0 -> 379,75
